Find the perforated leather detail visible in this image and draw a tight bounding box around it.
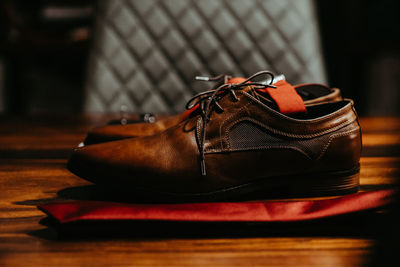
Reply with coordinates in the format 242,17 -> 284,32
229,121 -> 282,148
227,121 -> 357,159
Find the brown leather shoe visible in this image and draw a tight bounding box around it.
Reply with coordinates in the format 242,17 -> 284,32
68,71 -> 360,200
83,77 -> 342,145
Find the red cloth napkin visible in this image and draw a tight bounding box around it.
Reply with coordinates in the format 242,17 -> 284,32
38,190 -> 395,224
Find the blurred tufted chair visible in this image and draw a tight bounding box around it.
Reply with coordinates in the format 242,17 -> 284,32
84,0 -> 326,114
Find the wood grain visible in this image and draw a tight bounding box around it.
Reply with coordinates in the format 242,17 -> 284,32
0,116 -> 399,267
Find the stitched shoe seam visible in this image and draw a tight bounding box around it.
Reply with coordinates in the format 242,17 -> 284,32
316,127 -> 361,160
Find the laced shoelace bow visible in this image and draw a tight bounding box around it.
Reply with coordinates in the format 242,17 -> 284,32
185,71 -> 277,176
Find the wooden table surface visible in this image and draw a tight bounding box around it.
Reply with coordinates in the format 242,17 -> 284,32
0,115 -> 399,267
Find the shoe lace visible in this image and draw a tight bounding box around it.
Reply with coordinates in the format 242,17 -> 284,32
185,70 -> 277,176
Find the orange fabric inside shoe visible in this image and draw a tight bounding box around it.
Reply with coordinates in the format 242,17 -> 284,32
261,80 -> 307,114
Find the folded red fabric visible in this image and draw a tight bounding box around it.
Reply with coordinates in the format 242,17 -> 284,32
38,190 -> 395,224
264,80 -> 307,114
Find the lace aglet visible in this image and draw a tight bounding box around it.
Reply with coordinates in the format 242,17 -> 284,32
200,159 -> 207,176
195,76 -> 210,81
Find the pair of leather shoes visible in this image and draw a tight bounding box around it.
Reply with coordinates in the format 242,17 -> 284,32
68,71 -> 361,201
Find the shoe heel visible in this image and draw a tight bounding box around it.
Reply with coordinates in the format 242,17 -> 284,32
288,169 -> 360,197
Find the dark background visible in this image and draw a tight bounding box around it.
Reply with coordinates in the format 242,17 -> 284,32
0,0 -> 400,115
318,0 -> 400,116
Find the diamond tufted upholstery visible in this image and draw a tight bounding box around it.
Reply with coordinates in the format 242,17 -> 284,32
85,0 -> 326,113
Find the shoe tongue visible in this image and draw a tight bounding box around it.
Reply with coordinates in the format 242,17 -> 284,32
182,77 -> 306,121
225,77 -> 306,114
223,76 -> 307,114
181,77 -> 247,121
257,80 -> 307,114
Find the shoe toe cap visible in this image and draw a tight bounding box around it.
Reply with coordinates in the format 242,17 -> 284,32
67,144 -> 110,184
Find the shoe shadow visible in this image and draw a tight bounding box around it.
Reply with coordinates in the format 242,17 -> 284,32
15,183 -> 394,208
54,184 -> 294,204
56,185 -> 178,204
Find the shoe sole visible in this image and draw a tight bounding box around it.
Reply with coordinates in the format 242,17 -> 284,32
67,157 -> 360,202
157,165 -> 360,201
